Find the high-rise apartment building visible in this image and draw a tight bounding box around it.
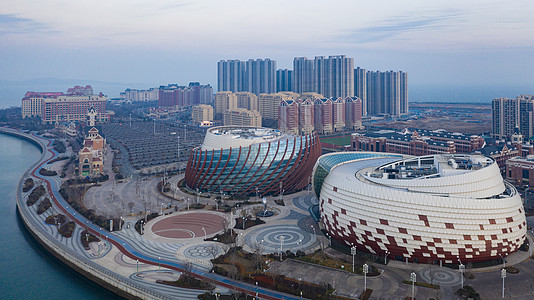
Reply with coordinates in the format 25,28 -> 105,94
245,58 -> 277,95
192,104 -> 214,124
223,108 -> 261,127
493,95 -> 534,139
293,57 -> 314,93
314,55 -> 354,99
354,67 -> 367,116
276,69 -> 293,92
366,70 -> 408,116
214,91 -> 238,120
217,59 -> 245,92
218,58 -> 277,95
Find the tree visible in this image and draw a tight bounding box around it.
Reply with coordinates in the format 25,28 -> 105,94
251,242 -> 265,271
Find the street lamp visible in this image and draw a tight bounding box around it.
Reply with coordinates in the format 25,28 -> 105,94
280,236 -> 285,261
384,251 -> 390,265
351,245 -> 357,272
279,182 -> 283,202
499,254 -> 506,268
186,198 -> 190,210
459,263 -> 465,288
136,259 -> 139,273
410,272 -> 416,300
262,197 -> 267,216
202,226 -> 207,240
501,268 -> 506,298
363,263 -> 369,291
311,225 -> 316,236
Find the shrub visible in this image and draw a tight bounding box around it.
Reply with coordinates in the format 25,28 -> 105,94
27,185 -> 46,206
39,168 -> 57,176
36,197 -> 52,214
58,221 -> 76,238
22,178 -> 34,192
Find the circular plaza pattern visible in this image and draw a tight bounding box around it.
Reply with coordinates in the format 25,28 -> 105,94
418,266 -> 461,287
245,224 -> 317,254
183,244 -> 222,259
151,212 -> 227,239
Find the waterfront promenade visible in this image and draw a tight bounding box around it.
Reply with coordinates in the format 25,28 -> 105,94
5,126 -> 534,299
6,127 -> 302,300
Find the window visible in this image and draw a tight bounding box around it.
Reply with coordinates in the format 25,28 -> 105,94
523,169 -> 529,179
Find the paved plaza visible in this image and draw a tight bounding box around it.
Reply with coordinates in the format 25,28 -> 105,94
75,165 -> 534,299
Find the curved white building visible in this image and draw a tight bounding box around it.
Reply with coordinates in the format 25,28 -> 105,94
313,152 -> 526,263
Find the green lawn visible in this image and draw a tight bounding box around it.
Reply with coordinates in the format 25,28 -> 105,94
320,135 -> 352,146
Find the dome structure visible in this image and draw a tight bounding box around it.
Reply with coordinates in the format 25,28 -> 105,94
185,126 -> 321,197
313,152 -> 526,263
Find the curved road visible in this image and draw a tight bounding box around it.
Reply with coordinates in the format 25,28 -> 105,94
28,133 -> 301,300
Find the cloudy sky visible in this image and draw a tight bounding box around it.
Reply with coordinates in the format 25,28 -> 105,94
1,0 -> 533,105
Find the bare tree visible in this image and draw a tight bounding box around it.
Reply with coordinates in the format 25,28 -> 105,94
205,245 -> 219,260
251,242 -> 265,271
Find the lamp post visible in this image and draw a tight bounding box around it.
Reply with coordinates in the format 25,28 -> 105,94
459,263 -> 465,288
501,268 -> 506,298
499,254 -> 506,268
311,225 -> 316,236
351,246 -> 357,272
363,263 -> 369,291
384,251 -> 390,265
136,259 -> 139,273
262,197 -> 267,216
186,198 -> 189,210
297,239 -> 302,256
196,188 -> 200,204
308,176 -> 311,195
159,256 -> 161,269
410,272 -> 416,300
279,182 -> 283,202
280,236 -> 284,261
202,226 -> 207,240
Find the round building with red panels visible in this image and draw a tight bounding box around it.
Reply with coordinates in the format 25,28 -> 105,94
185,126 -> 321,197
313,152 -> 527,263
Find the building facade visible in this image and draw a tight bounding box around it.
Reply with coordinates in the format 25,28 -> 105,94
276,69 -> 293,92
492,95 -> 534,140
79,127 -> 105,177
192,104 -> 214,124
158,83 -> 213,108
314,55 -> 354,99
351,129 -> 484,156
223,109 -> 261,127
217,59 -> 246,92
120,88 -> 159,102
214,91 -> 238,120
21,87 -> 108,125
366,70 -> 408,116
185,126 -> 321,197
314,152 -> 526,263
293,57 -> 314,93
235,92 -> 259,111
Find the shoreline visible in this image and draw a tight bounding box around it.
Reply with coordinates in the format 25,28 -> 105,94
1,127 -> 299,300
2,127 -> 165,300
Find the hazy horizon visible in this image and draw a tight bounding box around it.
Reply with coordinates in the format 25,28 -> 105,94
2,1 -> 533,107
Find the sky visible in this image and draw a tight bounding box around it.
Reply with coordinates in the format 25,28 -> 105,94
1,0 -> 533,106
